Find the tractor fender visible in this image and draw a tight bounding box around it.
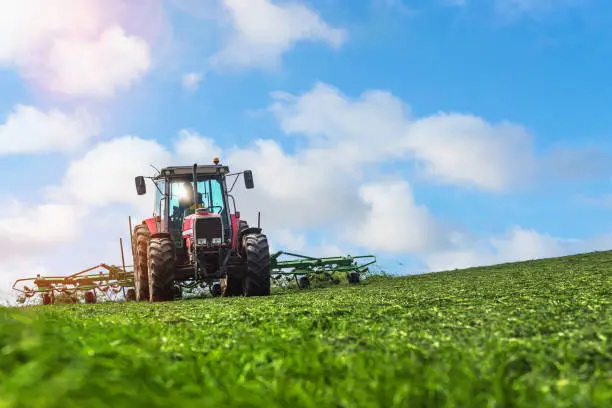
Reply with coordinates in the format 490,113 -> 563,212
240,226 -> 262,237
237,227 -> 263,257
143,218 -> 158,234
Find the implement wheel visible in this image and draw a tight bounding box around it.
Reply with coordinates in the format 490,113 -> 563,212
126,288 -> 136,301
132,224 -> 151,301
347,272 -> 360,284
210,282 -> 222,297
173,285 -> 182,300
42,293 -> 52,305
242,233 -> 271,296
298,276 -> 310,289
147,235 -> 176,302
84,291 -> 96,304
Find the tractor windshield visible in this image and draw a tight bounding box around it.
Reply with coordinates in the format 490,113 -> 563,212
168,178 -> 230,237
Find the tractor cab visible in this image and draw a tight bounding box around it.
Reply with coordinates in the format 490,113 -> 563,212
135,159 -> 255,267
132,158 -> 268,302
166,174 -> 231,251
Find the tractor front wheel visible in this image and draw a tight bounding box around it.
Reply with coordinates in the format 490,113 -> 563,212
221,273 -> 243,297
147,236 -> 176,302
132,224 -> 151,301
242,233 -> 271,296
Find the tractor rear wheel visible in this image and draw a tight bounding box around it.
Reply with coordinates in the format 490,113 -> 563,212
147,236 -> 176,302
242,233 -> 271,296
132,224 -> 151,301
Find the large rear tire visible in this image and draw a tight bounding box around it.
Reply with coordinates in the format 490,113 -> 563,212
242,233 -> 271,296
132,224 -> 151,301
147,236 -> 176,302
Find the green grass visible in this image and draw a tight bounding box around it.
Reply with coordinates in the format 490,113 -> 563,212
1,251 -> 611,407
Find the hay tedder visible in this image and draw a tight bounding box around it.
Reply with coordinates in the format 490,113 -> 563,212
11,158 -> 377,305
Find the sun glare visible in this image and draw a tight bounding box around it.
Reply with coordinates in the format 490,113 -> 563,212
176,183 -> 191,201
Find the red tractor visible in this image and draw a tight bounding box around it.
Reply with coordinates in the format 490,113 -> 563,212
131,158 -> 270,302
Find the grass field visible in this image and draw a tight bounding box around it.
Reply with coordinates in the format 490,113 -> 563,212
1,251 -> 611,407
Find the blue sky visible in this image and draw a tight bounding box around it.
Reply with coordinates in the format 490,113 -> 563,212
1,0 -> 612,299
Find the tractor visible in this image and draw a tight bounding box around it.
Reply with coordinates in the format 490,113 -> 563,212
11,157 -> 378,305
131,158 -> 270,302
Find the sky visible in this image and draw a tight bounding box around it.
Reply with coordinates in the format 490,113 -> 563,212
1,0 -> 612,302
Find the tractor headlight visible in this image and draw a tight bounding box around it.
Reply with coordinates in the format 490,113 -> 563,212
197,238 -> 207,245
212,237 -> 222,244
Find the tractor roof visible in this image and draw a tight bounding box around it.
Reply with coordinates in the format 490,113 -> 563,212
156,165 -> 230,179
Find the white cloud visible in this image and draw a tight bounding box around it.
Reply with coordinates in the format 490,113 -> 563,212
271,229 -> 308,253
267,229 -> 348,257
173,129 -> 222,162
211,0 -> 348,69
46,26 -> 151,98
346,180 -> 451,253
422,226 -> 612,272
226,138 -> 368,231
489,227 -> 568,260
269,83 -> 410,163
406,113 -> 535,191
47,136 -> 172,216
45,130 -> 222,222
182,72 -> 204,92
0,0 -> 162,98
269,82 -> 536,192
0,104 -> 100,156
0,203 -> 139,305
0,198 -> 82,261
0,259 -> 53,306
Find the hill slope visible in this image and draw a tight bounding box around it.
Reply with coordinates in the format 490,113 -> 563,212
1,251 -> 611,407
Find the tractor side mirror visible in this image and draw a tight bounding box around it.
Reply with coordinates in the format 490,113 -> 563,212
244,170 -> 254,189
135,176 -> 146,195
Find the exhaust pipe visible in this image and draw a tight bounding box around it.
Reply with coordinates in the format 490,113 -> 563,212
192,163 -> 198,210
192,163 -> 199,279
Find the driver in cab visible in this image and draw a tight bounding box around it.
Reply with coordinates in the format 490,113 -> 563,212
178,182 -> 205,216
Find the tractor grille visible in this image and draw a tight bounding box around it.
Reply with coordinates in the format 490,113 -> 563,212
194,217 -> 223,244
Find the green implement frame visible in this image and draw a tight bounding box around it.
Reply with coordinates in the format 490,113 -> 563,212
269,251 -> 377,289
